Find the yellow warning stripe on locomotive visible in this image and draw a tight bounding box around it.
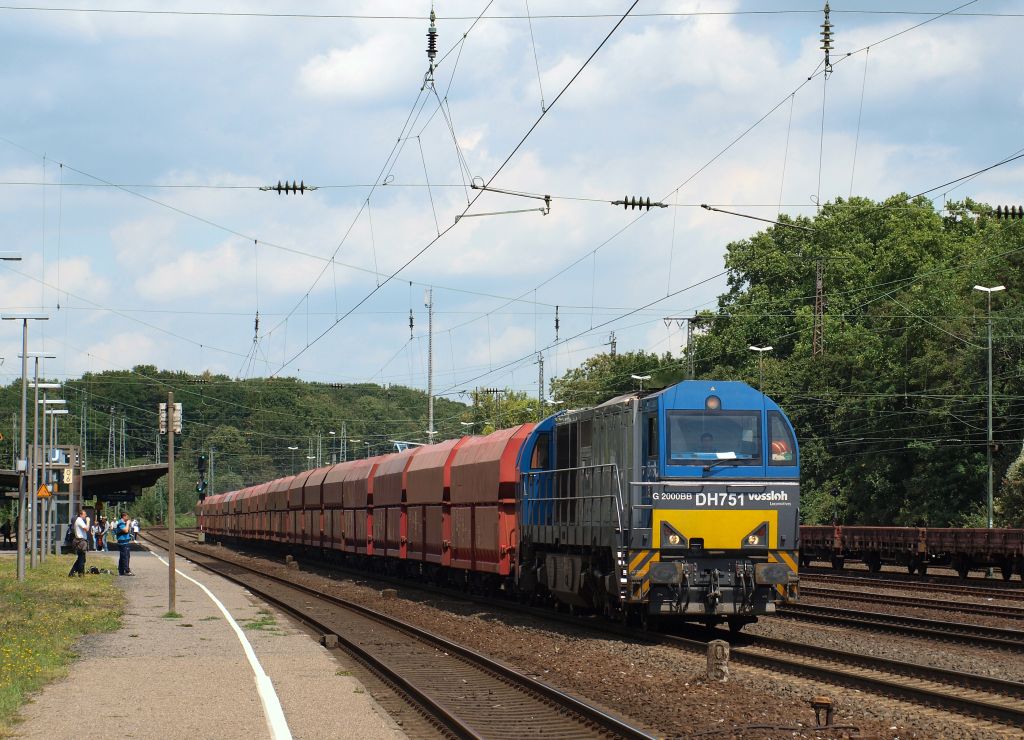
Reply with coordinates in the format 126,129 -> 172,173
628,549 -> 660,600
768,549 -> 799,602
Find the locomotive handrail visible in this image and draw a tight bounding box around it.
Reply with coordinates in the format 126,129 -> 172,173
520,463 -> 625,533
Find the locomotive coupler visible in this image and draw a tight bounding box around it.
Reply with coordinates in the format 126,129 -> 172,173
735,561 -> 754,613
706,569 -> 722,610
673,569 -> 690,612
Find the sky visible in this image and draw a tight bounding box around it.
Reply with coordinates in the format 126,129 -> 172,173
0,0 -> 1022,403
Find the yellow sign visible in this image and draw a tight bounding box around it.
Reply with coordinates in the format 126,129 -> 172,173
36,484 -> 51,499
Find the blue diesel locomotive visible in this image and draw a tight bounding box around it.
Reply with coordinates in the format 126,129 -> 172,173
517,380 -> 800,629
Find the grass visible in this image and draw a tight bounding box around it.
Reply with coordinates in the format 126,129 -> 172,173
242,609 -> 277,631
0,556 -> 123,736
161,611 -> 182,619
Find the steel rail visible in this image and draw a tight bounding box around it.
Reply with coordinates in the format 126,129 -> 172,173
799,585 -> 1024,619
779,603 -> 1024,651
801,571 -> 1024,602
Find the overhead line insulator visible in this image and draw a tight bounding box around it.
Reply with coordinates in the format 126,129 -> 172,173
820,2 -> 834,75
995,205 -> 1023,220
259,180 -> 318,194
612,196 -> 668,211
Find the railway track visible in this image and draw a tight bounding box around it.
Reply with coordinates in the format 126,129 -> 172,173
143,531 -> 655,740
678,632 -> 1024,728
802,570 -> 1024,603
169,531 -> 1024,730
799,585 -> 1024,620
779,602 -> 1024,651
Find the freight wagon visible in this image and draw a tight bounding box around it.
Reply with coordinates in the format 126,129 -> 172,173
800,525 -> 1024,579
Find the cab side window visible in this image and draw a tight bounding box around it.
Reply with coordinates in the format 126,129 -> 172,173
530,432 -> 551,469
768,412 -> 796,466
645,414 -> 658,461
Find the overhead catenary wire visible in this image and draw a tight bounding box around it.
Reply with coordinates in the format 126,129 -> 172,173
0,6 -> 1012,21
268,1 -> 642,378
849,47 -> 871,198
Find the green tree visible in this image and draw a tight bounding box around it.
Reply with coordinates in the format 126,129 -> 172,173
688,196 -> 1024,526
550,350 -> 676,407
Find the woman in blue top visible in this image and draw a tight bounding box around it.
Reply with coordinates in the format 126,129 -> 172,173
115,512 -> 134,576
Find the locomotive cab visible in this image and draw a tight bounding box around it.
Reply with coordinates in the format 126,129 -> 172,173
638,381 -> 800,628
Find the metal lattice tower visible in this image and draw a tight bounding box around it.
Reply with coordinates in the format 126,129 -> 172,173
686,318 -> 696,378
606,331 -> 617,357
120,415 -> 126,466
813,260 -> 826,356
425,288 -> 434,442
535,353 -> 544,419
107,407 -> 115,468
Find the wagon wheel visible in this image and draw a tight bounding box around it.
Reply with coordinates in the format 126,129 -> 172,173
867,553 -> 882,573
954,557 -> 970,579
1001,559 -> 1014,582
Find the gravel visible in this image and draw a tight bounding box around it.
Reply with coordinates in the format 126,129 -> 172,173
194,542 -> 1023,739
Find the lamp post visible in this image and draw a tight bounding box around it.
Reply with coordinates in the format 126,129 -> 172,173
328,430 -> 336,464
2,311 -> 47,582
631,374 -> 652,392
974,285 -> 1005,541
287,446 -> 298,474
748,345 -> 774,390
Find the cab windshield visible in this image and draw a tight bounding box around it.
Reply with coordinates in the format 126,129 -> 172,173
667,411 -> 762,464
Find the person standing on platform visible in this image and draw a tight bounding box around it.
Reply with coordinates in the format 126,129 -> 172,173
100,517 -> 110,552
68,508 -> 90,578
0,519 -> 11,547
115,512 -> 134,576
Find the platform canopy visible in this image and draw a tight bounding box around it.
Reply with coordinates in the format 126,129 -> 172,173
0,463 -> 169,503
82,464 -> 169,503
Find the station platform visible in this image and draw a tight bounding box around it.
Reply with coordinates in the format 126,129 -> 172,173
14,547 -> 405,740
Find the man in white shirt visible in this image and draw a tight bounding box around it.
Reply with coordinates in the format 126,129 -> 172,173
68,508 -> 90,577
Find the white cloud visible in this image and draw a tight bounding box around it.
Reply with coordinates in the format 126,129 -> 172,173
299,33 -> 422,100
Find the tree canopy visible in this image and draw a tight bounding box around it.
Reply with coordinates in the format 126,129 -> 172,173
551,197 -> 1024,527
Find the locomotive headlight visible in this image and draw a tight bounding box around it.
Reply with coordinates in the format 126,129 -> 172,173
668,533 -> 681,546
747,534 -> 760,546
705,395 -> 721,411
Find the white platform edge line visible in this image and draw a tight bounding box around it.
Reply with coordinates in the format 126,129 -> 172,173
150,552 -> 293,740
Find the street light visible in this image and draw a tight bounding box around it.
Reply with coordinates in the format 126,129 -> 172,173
287,446 -> 299,474
974,285 -> 1006,542
2,312 -> 47,581
631,374 -> 652,391
748,345 -> 773,390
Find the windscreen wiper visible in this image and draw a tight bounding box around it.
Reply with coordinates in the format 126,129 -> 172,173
703,454 -> 739,474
